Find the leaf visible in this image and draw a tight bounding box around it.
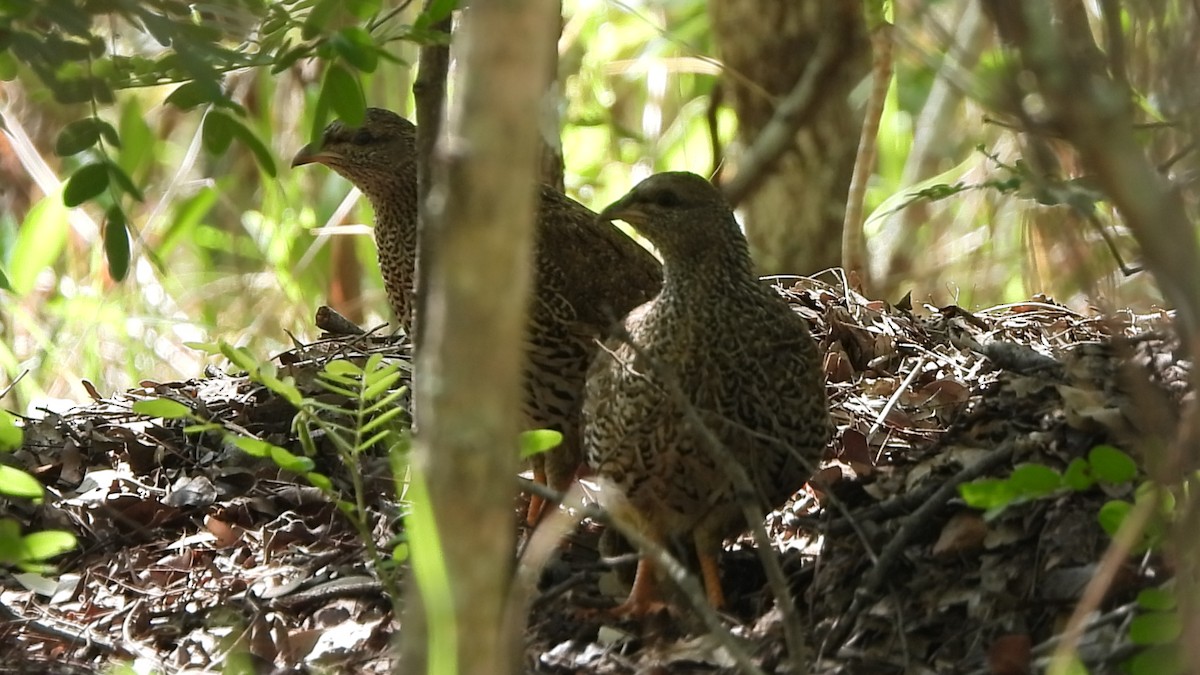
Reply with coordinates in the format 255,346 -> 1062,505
0,466 -> 42,500
1097,499 -> 1132,537
1061,458 -> 1094,492
415,0 -> 457,29
302,0 -> 343,39
1126,644 -> 1184,675
55,118 -> 101,156
959,478 -> 1017,511
234,436 -> 272,457
21,530 -> 77,562
226,115 -> 277,177
117,99 -> 154,176
1129,612 -> 1181,645
165,80 -> 223,110
347,0 -> 382,19
103,205 -> 130,281
105,160 -> 143,201
0,267 -> 10,292
1088,444 -> 1137,484
0,51 -> 17,81
270,445 -> 314,473
62,162 -> 109,207
321,63 -> 366,127
332,27 -> 378,72
10,193 -> 70,295
520,429 -> 563,458
132,398 -> 192,419
0,409 -> 23,452
1137,587 -> 1176,612
306,472 -> 333,491
1008,463 -> 1061,498
202,109 -> 235,155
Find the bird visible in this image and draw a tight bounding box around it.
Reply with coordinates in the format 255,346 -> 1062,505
291,108 -> 663,522
584,171 -> 831,614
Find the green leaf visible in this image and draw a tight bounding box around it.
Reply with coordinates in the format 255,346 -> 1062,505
270,445 -> 314,473
55,118 -> 101,156
347,0 -> 382,19
520,429 -> 564,459
1089,444 -> 1137,484
202,109 -> 235,155
0,409 -> 23,452
0,519 -> 23,564
103,205 -> 130,281
234,436 -> 272,457
1129,612 -> 1181,645
219,342 -> 259,373
105,161 -> 143,201
0,51 -> 17,81
302,0 -> 343,39
62,162 -> 109,207
1098,499 -> 1132,536
1008,463 -> 1062,498
332,27 -> 378,72
1062,458 -> 1094,492
0,267 -> 10,292
10,192 -> 70,295
324,360 -> 363,377
959,478 -> 1017,510
1126,644 -> 1184,675
226,116 -> 277,177
133,398 -> 192,419
306,472 -> 333,491
415,0 -> 457,29
1137,587 -> 1177,612
117,99 -> 153,176
0,465 -> 42,500
165,80 -> 224,110
321,63 -> 366,127
21,530 -> 77,561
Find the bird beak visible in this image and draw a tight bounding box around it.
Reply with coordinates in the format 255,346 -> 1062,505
291,142 -> 340,168
597,194 -> 648,226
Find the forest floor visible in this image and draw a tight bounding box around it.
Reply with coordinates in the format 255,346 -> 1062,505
1,274 -> 1188,674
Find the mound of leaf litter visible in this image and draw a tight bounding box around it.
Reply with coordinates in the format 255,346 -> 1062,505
1,278 -> 1188,674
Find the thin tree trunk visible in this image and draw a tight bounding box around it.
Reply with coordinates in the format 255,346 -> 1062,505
405,2 -> 557,675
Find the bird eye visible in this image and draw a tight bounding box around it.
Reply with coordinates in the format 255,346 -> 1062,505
649,190 -> 681,208
352,128 -> 374,145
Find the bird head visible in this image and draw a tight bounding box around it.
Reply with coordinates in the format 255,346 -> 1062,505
597,172 -> 743,259
291,108 -> 416,193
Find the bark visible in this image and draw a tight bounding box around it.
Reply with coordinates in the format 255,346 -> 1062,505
405,2 -> 557,675
708,0 -> 869,276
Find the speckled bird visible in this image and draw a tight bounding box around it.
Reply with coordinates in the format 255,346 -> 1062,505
291,109 -> 662,522
584,171 -> 831,613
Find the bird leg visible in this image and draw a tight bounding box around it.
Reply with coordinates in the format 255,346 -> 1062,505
698,551 -> 726,609
607,557 -> 666,616
525,462 -> 549,525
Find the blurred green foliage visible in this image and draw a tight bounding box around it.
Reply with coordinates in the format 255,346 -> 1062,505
0,0 -> 1173,411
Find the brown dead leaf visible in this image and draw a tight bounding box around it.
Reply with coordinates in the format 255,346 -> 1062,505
823,348 -> 854,382
932,511 -> 987,557
920,378 -> 970,405
988,633 -> 1032,675
837,428 -> 873,476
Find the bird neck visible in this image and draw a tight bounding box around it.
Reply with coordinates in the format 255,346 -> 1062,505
364,167 -> 419,334
658,238 -> 758,302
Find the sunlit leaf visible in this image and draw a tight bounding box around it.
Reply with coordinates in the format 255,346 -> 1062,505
0,409 -> 22,452
1088,444 -> 1137,484
1008,463 -> 1061,498
133,398 -> 193,419
520,429 -> 563,459
0,466 -> 42,500
62,162 -> 109,207
270,445 -> 314,473
1126,644 -> 1184,675
959,478 -> 1016,510
1137,587 -> 1176,612
302,0 -> 342,39
21,530 -> 77,561
10,192 -> 70,295
1061,458 -> 1094,492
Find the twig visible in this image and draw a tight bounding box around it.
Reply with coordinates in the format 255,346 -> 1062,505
820,439 -> 1017,653
841,20 -> 892,284
720,34 -> 842,206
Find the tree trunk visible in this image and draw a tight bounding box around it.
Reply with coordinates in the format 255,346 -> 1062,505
709,0 -> 869,276
404,2 -> 557,675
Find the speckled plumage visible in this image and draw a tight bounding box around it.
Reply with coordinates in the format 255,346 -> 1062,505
585,171 -> 831,611
292,109 -> 663,518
